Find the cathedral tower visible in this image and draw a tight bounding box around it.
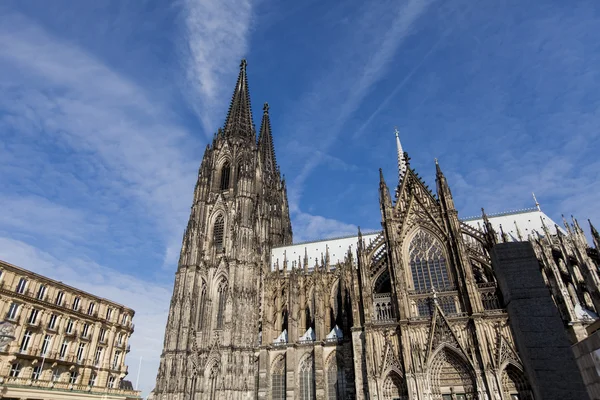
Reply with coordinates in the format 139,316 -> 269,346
153,60 -> 292,400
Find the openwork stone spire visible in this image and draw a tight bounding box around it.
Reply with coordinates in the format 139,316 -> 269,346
395,127 -> 407,184
223,59 -> 255,138
258,102 -> 277,176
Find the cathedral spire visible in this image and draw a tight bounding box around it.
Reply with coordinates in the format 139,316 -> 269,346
223,59 -> 255,138
258,102 -> 277,176
395,127 -> 407,184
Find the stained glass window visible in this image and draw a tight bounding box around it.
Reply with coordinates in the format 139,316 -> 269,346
271,356 -> 286,400
299,356 -> 315,400
409,231 -> 451,292
327,357 -> 346,399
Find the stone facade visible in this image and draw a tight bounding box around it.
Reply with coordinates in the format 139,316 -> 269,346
151,60 -> 600,399
0,259 -> 139,400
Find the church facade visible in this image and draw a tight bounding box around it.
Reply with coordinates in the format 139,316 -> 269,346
151,60 -> 600,400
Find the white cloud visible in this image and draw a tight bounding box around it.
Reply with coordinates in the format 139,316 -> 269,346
182,0 -> 254,137
0,237 -> 172,397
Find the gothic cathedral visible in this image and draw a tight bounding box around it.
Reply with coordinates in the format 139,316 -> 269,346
151,61 -> 600,400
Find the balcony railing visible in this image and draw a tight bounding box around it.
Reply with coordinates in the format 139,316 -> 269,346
2,377 -> 141,398
373,293 -> 395,323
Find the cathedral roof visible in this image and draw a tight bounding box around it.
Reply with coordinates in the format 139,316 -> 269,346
462,208 -> 563,241
270,208 -> 563,271
270,232 -> 380,271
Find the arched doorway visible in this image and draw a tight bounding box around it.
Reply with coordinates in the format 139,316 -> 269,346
501,363 -> 533,400
429,347 -> 476,399
382,371 -> 408,400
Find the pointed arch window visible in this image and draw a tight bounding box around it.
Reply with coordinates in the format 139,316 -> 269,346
213,216 -> 225,251
271,356 -> 286,400
197,282 -> 207,331
299,355 -> 315,400
409,230 -> 452,293
327,356 -> 347,399
209,364 -> 219,400
220,162 -> 231,190
216,279 -> 227,329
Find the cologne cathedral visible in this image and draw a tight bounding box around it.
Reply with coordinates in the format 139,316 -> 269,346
150,60 -> 600,400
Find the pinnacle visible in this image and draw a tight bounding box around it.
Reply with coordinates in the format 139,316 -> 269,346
223,59 -> 255,138
258,101 -> 277,176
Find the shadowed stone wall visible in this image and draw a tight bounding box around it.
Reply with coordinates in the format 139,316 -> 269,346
491,241 -> 589,400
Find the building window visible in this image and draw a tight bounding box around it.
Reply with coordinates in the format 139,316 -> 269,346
7,302 -> 19,320
99,328 -> 106,343
77,343 -> 86,362
52,368 -> 60,382
66,319 -> 74,334
16,277 -> 27,294
28,308 -> 39,325
20,330 -> 32,352
94,346 -> 104,366
113,350 -> 121,369
197,283 -> 207,330
55,291 -> 64,306
41,334 -> 52,355
60,339 -> 69,358
271,356 -> 286,400
69,371 -> 78,384
108,375 -> 115,388
10,363 -> 21,377
32,365 -> 42,380
37,284 -> 47,300
82,323 -> 90,338
73,297 -> 80,311
121,313 -> 128,325
87,302 -> 95,315
88,372 -> 97,386
299,356 -> 315,400
409,230 -> 452,293
48,314 -> 58,330
220,162 -> 231,190
327,358 -> 346,400
213,216 -> 225,251
106,307 -> 113,320
216,279 -> 227,329
117,332 -> 123,346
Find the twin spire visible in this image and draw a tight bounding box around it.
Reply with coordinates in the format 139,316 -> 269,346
223,59 -> 255,138
223,59 -> 278,175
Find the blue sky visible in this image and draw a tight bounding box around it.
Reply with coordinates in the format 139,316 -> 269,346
1,0 -> 599,396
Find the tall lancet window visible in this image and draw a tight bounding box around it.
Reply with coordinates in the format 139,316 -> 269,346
299,355 -> 315,400
271,356 -> 286,400
209,364 -> 219,400
213,216 -> 224,251
409,230 -> 451,292
220,162 -> 231,190
197,283 -> 207,331
216,279 -> 227,329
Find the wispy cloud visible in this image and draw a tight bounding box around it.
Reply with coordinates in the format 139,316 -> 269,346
181,0 -> 254,137
285,0 -> 432,209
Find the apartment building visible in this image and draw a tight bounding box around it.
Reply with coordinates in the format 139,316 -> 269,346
0,259 -> 140,400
